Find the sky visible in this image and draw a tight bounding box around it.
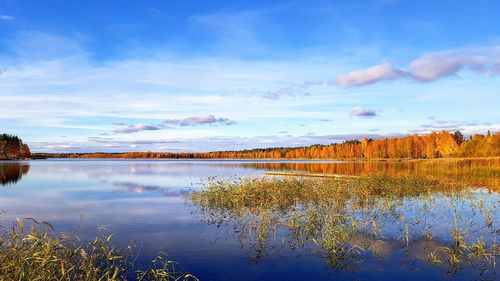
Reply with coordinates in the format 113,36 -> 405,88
0,0 -> 499,153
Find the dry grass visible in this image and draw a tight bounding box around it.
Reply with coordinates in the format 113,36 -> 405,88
191,175 -> 498,275
411,157 -> 500,189
192,175 -> 462,213
0,218 -> 198,281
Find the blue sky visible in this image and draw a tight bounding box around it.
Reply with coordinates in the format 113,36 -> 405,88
0,0 -> 499,152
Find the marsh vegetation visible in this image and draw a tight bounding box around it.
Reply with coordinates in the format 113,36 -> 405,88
0,218 -> 198,281
192,173 -> 498,279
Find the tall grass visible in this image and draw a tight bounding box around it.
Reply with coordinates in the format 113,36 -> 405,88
191,175 -> 498,276
192,175 -> 462,213
412,158 -> 500,189
0,218 -> 198,281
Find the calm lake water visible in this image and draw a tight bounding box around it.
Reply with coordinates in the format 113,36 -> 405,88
0,159 -> 497,281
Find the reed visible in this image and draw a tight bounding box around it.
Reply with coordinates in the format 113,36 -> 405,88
191,175 -> 498,276
0,218 -> 198,281
411,157 -> 500,189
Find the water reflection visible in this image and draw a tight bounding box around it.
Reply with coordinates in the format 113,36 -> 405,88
113,181 -> 190,198
0,162 -> 30,185
240,159 -> 499,188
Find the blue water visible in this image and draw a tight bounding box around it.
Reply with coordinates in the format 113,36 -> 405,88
0,160 -> 497,281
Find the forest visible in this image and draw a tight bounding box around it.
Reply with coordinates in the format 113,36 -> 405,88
49,130 -> 499,159
0,134 -> 31,160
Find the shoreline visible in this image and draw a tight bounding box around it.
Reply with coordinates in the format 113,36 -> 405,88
26,156 -> 500,162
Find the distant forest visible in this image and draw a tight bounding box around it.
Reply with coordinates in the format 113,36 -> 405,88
43,130 -> 499,159
0,134 -> 31,160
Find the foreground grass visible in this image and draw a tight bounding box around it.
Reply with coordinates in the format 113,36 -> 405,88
192,175 -> 498,276
0,218 -> 198,281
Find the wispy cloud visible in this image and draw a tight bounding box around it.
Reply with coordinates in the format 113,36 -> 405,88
186,9 -> 267,55
0,34 -> 338,133
411,119 -> 495,133
1,28 -> 498,153
263,86 -> 311,99
164,115 -> 236,127
30,132 -> 403,153
0,15 -> 14,21
350,107 -> 377,118
6,31 -> 86,60
262,80 -> 323,99
113,124 -> 162,134
335,47 -> 500,87
490,63 -> 500,73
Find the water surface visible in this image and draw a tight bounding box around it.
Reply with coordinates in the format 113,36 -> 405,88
0,160 -> 497,281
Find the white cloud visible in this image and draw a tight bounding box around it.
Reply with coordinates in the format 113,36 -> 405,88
350,107 -> 377,118
335,46 -> 500,87
409,53 -> 487,82
112,115 -> 236,134
336,62 -> 406,87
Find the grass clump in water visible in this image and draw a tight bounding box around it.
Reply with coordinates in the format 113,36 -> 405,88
192,175 -> 457,213
0,218 -> 198,281
191,175 -> 498,276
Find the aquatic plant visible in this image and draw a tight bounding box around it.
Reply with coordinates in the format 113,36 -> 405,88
0,218 -> 198,281
191,175 -> 498,278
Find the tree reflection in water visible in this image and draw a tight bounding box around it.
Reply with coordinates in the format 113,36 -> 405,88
0,162 -> 30,186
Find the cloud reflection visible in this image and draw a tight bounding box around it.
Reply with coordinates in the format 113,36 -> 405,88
113,181 -> 189,198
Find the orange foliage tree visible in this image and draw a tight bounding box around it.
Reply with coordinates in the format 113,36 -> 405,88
51,130 -> 500,160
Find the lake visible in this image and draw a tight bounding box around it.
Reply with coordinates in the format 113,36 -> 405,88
0,159 -> 497,281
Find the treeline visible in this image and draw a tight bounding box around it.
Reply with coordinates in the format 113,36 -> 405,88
0,134 -> 31,160
47,130 -> 499,159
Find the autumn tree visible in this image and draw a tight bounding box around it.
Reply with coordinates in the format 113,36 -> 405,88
0,134 -> 31,159
44,130 -> 499,160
